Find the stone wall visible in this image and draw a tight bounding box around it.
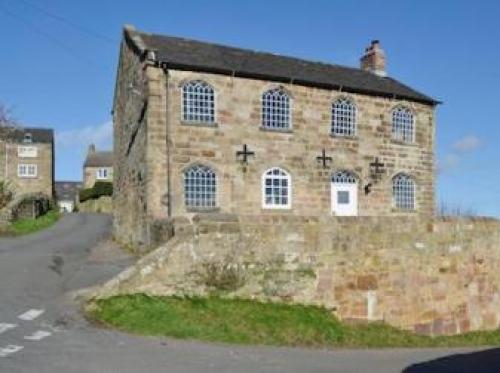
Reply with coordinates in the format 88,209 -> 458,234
164,70 -> 435,219
95,214 -> 500,336
112,29 -> 436,249
0,140 -> 53,198
112,35 -> 151,246
83,166 -> 113,189
78,196 -> 112,214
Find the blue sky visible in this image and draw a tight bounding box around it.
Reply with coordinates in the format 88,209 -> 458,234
0,0 -> 499,216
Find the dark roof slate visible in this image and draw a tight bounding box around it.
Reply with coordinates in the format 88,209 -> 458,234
126,27 -> 439,105
0,127 -> 54,144
84,151 -> 113,168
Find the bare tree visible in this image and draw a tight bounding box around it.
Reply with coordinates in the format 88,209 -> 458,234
0,103 -> 20,139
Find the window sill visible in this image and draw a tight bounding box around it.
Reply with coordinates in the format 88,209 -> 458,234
261,206 -> 292,211
186,207 -> 220,213
390,139 -> 418,147
18,176 -> 38,179
259,126 -> 293,134
330,134 -> 358,140
181,120 -> 218,128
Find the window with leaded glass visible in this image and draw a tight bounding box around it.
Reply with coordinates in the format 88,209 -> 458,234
261,88 -> 291,130
184,165 -> 217,209
262,167 -> 291,209
392,107 -> 414,143
332,98 -> 356,136
182,81 -> 215,123
393,173 -> 416,210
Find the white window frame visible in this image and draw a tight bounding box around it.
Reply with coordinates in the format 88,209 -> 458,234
261,88 -> 292,130
23,133 -> 33,143
392,173 -> 416,211
183,165 -> 218,209
181,80 -> 216,124
18,164 -> 37,178
331,98 -> 357,137
96,168 -> 109,180
392,106 -> 414,143
18,145 -> 38,158
261,167 -> 292,209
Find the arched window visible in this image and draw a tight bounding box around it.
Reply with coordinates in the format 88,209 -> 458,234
262,167 -> 291,209
392,107 -> 414,143
332,170 -> 357,184
262,88 -> 291,130
332,98 -> 356,136
393,173 -> 416,211
184,165 -> 217,209
182,80 -> 215,123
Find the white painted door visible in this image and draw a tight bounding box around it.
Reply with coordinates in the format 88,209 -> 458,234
331,171 -> 358,216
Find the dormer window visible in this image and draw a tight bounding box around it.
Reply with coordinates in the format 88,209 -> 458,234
23,133 -> 33,143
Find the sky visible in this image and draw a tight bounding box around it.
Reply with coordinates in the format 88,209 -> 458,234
0,0 -> 499,216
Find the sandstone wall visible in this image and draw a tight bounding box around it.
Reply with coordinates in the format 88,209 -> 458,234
0,140 -> 53,198
164,69 -> 435,218
96,215 -> 500,336
83,166 -> 113,189
112,36 -> 151,246
78,196 -> 112,214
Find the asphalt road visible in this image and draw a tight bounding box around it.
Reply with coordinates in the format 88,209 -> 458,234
0,213 -> 496,373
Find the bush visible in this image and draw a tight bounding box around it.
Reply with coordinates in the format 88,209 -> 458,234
93,181 -> 113,197
0,181 -> 14,209
79,181 -> 113,203
79,188 -> 96,203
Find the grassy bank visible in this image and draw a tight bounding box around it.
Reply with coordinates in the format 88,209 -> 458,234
89,294 -> 500,348
3,210 -> 60,236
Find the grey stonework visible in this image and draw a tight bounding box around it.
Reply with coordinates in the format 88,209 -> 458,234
112,26 -> 437,249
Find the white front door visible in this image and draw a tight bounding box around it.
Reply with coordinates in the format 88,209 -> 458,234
331,179 -> 358,216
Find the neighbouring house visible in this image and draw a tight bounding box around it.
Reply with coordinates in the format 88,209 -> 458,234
0,126 -> 55,198
55,181 -> 82,212
83,144 -> 113,188
112,25 -> 439,247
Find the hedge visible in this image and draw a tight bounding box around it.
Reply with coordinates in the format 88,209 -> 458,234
79,181 -> 113,203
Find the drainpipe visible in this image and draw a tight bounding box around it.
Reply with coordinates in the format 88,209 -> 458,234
161,63 -> 172,218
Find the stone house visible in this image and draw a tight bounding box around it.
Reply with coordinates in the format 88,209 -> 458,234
83,144 -> 113,188
113,25 -> 439,246
0,127 -> 54,198
55,181 -> 82,212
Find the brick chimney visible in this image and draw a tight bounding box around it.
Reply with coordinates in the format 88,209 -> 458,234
360,40 -> 386,77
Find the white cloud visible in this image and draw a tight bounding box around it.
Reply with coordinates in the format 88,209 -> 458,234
452,135 -> 481,153
56,121 -> 112,150
437,153 -> 460,174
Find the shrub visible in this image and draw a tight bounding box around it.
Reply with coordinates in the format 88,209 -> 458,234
93,181 -> 113,197
79,188 -> 96,203
79,182 -> 113,203
0,181 -> 14,209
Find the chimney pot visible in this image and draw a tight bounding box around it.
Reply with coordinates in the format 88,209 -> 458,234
360,40 -> 387,77
88,143 -> 96,154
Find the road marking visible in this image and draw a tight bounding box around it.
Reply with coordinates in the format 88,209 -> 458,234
0,323 -> 17,334
18,309 -> 45,321
24,330 -> 52,341
0,345 -> 23,357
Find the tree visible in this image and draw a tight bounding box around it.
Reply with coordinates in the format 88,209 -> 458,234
0,103 -> 19,137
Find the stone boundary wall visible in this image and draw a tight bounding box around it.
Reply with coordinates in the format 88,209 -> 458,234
78,196 -> 112,214
96,214 -> 500,336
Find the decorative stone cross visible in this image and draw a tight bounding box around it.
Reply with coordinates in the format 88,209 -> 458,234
236,144 -> 255,164
370,157 -> 385,178
316,149 -> 333,169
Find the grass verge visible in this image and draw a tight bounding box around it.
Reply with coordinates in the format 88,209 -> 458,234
88,294 -> 500,348
5,210 -> 60,236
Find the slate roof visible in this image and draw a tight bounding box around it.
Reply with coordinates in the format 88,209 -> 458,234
125,26 -> 439,105
55,181 -> 82,202
84,151 -> 113,168
0,127 -> 54,144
